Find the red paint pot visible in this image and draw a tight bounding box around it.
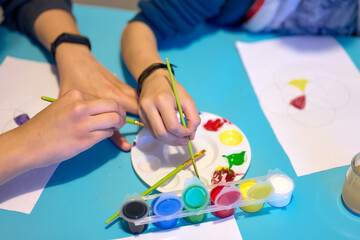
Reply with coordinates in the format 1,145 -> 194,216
210,185 -> 242,218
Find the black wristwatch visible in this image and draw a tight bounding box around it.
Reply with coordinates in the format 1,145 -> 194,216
50,33 -> 91,59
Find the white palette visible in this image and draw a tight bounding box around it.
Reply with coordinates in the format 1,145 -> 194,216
131,112 -> 251,192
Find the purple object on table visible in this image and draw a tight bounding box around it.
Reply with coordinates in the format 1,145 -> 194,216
14,114 -> 30,126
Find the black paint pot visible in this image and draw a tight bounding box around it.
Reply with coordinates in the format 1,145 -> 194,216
120,198 -> 150,234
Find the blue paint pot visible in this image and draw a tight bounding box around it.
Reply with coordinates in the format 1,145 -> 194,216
151,193 -> 183,229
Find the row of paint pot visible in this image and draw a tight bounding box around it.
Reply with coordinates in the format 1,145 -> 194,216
119,169 -> 294,234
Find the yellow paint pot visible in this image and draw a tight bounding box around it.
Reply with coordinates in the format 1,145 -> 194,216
219,130 -> 243,146
238,180 -> 263,213
248,184 -> 273,200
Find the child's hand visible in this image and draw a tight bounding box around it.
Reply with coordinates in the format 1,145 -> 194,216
138,69 -> 201,145
23,89 -> 127,168
0,89 -> 128,185
54,44 -> 138,150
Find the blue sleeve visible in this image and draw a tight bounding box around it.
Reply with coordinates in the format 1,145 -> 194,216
131,0 -> 226,40
2,0 -> 72,38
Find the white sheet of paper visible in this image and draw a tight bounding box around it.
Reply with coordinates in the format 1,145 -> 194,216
117,216 -> 242,240
236,36 -> 360,176
0,56 -> 59,214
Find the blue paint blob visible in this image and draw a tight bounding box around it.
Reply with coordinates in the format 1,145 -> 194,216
179,112 -> 201,126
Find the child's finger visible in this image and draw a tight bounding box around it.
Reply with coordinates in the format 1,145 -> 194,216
158,100 -> 192,138
88,112 -> 125,131
90,128 -> 115,142
182,101 -> 201,132
86,98 -> 125,117
109,130 -> 132,151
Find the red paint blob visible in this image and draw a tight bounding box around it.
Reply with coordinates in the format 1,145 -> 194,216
203,118 -> 231,131
211,167 -> 235,184
290,95 -> 306,110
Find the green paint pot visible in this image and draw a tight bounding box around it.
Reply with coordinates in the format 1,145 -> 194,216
184,212 -> 207,223
181,177 -> 210,223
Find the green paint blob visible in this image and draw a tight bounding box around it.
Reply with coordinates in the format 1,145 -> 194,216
223,151 -> 246,170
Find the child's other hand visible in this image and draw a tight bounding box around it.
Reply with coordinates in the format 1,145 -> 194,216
0,89 -> 130,185
22,89 -> 127,168
138,69 -> 201,145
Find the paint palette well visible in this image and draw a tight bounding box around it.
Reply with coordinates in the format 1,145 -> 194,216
131,112 -> 251,192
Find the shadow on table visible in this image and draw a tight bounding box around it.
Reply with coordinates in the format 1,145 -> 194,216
0,135 -> 138,203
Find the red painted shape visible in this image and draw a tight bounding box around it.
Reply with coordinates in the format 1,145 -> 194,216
290,95 -> 306,110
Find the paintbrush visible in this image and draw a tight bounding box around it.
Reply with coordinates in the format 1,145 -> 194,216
41,96 -> 144,127
165,58 -> 200,179
105,149 -> 206,224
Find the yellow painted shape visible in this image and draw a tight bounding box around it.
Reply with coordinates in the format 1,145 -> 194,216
288,79 -> 309,93
248,184 -> 273,200
238,180 -> 263,213
219,130 -> 243,146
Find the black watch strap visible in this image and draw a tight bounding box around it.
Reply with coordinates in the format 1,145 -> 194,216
51,33 -> 91,59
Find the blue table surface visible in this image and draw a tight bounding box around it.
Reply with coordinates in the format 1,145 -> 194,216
1,4 -> 359,240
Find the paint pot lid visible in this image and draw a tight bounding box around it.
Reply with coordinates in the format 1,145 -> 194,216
210,185 -> 225,202
269,174 -> 294,194
153,196 -> 183,216
183,186 -> 208,209
247,183 -> 273,200
215,186 -> 242,206
121,200 -> 149,220
239,180 -> 257,199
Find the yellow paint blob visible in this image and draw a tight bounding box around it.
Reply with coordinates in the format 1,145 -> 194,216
248,184 -> 273,200
219,130 -> 243,146
238,180 -> 263,213
288,79 -> 309,93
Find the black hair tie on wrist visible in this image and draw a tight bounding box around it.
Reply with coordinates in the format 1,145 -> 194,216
137,63 -> 176,97
51,33 -> 91,60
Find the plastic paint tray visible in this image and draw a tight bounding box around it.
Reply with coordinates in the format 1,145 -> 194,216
127,169 -> 294,226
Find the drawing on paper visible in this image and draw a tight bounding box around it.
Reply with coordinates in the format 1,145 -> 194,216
259,65 -> 350,126
288,78 -> 308,110
1,98 -> 48,134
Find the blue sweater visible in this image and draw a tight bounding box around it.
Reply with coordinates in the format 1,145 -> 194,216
1,0 -> 72,38
132,0 -> 358,41
132,0 -> 255,41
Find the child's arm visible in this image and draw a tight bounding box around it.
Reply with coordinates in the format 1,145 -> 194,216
121,21 -> 200,145
33,8 -> 138,114
120,0 -> 228,145
31,8 -> 138,150
0,89 -> 126,186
